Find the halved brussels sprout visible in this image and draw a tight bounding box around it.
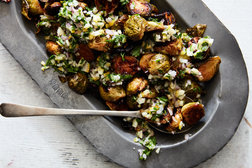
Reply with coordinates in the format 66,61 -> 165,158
124,15 -> 147,41
139,53 -> 155,72
126,77 -> 148,95
22,0 -> 44,20
68,73 -> 88,94
181,102 -> 205,125
126,96 -> 139,110
88,37 -> 111,52
154,38 -> 183,56
126,0 -> 152,17
148,54 -> 170,75
99,85 -> 126,102
198,56 -> 221,82
145,21 -> 165,32
186,24 -> 207,37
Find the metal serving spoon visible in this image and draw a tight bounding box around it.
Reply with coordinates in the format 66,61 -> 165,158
0,103 -> 191,134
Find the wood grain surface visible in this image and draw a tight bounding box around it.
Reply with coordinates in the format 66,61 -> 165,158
0,0 -> 251,167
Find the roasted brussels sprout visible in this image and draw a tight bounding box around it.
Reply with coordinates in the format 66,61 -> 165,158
111,14 -> 129,30
113,56 -> 139,75
95,0 -> 119,14
198,56 -> 221,82
106,101 -> 129,111
181,102 -> 205,125
124,15 -> 147,41
186,24 -> 207,37
154,38 -> 183,56
126,77 -> 148,95
22,0 -> 44,20
68,73 -> 88,94
166,111 -> 183,132
139,53 -> 155,72
178,78 -> 202,101
88,37 -> 111,52
99,85 -> 126,102
45,2 -> 62,16
140,88 -> 158,99
148,54 -> 170,75
145,21 -> 165,32
126,0 -> 152,17
46,41 -> 61,55
77,44 -> 95,62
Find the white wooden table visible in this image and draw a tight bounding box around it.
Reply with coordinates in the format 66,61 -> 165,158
0,0 -> 251,167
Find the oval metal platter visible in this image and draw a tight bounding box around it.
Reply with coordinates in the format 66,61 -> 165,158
0,0 -> 249,167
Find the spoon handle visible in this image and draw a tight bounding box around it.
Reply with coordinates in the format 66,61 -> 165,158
0,103 -> 141,118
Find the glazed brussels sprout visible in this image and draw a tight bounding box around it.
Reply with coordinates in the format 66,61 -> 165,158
181,102 -> 205,125
148,54 -> 170,75
186,24 -> 207,37
68,73 -> 88,94
124,15 -> 147,41
154,38 -> 183,56
46,41 -> 61,55
197,56 -> 221,82
126,77 -> 148,95
99,85 -> 126,102
126,0 -> 152,17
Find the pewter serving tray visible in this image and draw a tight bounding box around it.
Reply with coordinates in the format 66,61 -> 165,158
0,0 -> 249,167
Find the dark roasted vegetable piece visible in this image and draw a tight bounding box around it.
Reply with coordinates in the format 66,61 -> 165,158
154,38 -> 183,56
77,44 -> 95,62
197,56 -> 221,82
126,77 -> 148,95
45,41 -> 61,55
113,56 -> 139,75
126,96 -> 139,110
186,24 -> 207,37
148,54 -> 170,75
45,2 -> 62,16
140,88 -> 157,99
151,11 -> 175,25
124,15 -> 147,41
179,78 -> 202,101
139,53 -> 155,72
111,14 -> 129,29
106,101 -> 129,111
126,0 -> 152,16
95,0 -> 119,14
22,0 -> 44,20
181,102 -> 205,125
68,73 -> 88,94
99,85 -> 126,102
88,37 -> 111,52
